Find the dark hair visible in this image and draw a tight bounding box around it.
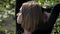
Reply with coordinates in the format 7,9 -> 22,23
20,1 -> 43,32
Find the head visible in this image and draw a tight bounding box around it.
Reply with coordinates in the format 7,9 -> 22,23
17,1 -> 49,32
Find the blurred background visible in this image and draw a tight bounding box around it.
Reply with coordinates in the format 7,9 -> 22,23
0,0 -> 16,34
0,0 -> 60,34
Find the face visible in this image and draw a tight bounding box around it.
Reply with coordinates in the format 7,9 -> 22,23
17,11 -> 49,24
17,12 -> 22,24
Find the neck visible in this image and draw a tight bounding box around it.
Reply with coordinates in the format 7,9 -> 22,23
24,29 -> 31,34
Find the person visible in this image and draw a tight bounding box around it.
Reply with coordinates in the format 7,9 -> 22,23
17,1 -> 49,34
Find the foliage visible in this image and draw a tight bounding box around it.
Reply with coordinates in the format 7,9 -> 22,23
37,0 -> 60,8
0,0 -> 16,34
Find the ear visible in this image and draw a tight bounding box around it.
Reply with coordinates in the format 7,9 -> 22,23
42,12 -> 49,23
17,13 -> 22,24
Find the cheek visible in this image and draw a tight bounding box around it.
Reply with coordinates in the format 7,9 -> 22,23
17,15 -> 22,24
